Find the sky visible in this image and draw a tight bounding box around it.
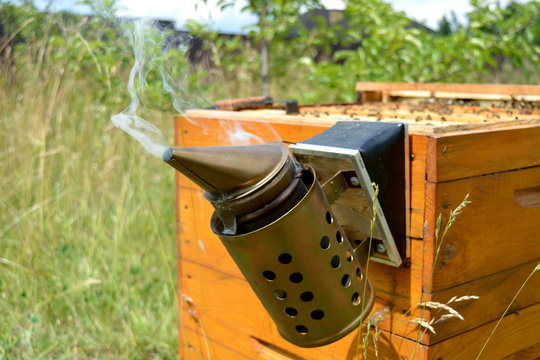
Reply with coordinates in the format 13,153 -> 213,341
32,0 -> 479,32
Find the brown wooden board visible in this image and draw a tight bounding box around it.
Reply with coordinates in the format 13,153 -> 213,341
182,327 -> 251,359
176,114 -> 427,240
174,108 -> 540,359
501,342 -> 540,360
426,125 -> 540,182
180,260 -> 429,359
355,82 -> 540,95
428,302 -> 540,360
177,186 -> 429,341
427,259 -> 540,344
423,166 -> 540,291
410,135 -> 428,239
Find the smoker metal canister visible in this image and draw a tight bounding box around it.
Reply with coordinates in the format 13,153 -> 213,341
210,167 -> 375,347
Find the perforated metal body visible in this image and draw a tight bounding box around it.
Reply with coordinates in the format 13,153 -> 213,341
210,167 -> 375,347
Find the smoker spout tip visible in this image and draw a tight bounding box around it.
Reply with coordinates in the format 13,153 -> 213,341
162,147 -> 173,163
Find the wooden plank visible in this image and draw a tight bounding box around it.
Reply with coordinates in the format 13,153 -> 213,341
179,258 -> 431,346
177,184 -> 425,305
185,324 -> 429,360
299,103 -> 540,125
355,82 -> 540,96
183,327 -> 252,359
410,135 -> 428,239
180,259 -> 429,359
423,165 -> 540,291
428,302 -> 540,360
186,106 -> 540,136
426,125 -> 540,182
501,342 -> 540,360
175,114 -> 425,239
387,90 -> 540,102
178,112 -> 333,145
428,259 -> 540,344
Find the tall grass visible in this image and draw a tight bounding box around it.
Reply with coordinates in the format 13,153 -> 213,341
0,24 -> 178,359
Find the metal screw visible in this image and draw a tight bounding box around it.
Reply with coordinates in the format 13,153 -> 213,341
350,177 -> 360,186
376,243 -> 386,253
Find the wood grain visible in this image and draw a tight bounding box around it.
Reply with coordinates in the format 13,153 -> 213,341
428,302 -> 540,360
423,165 -> 540,291
183,327 -> 252,359
501,342 -> 540,360
410,135 -> 428,239
176,115 -> 426,241
426,125 -> 540,182
174,110 -> 540,359
184,324 -> 429,360
428,259 -> 540,344
179,258 -> 431,344
181,259 -> 429,359
177,184 -> 425,303
355,82 -> 540,95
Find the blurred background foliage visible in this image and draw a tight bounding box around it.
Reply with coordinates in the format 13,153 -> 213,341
0,0 -> 539,358
1,0 -> 539,106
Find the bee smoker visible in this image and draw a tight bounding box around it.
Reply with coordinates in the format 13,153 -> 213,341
164,121 -> 408,347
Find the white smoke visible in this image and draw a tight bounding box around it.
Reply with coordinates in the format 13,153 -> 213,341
111,18 -> 282,155
111,20 -> 168,158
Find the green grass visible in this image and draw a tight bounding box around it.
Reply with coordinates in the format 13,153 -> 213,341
0,48 -> 179,359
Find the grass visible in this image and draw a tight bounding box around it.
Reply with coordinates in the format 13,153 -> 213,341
0,42 -> 179,359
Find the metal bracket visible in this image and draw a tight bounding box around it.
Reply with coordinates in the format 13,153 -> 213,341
290,121 -> 409,267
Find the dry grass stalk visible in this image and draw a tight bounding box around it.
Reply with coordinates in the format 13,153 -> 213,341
410,194 -> 471,360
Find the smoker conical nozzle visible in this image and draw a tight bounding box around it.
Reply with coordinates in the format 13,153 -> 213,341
162,142 -> 291,199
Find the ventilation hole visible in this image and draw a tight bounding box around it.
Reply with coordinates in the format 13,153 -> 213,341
320,236 -> 330,250
278,253 -> 292,264
295,325 -> 308,335
346,251 -> 353,262
331,255 -> 341,269
336,231 -> 343,244
263,271 -> 276,281
300,291 -> 314,302
325,211 -> 333,224
341,274 -> 351,288
355,267 -> 363,281
352,292 -> 361,306
289,272 -> 303,284
311,310 -> 324,320
285,307 -> 298,317
273,290 -> 287,300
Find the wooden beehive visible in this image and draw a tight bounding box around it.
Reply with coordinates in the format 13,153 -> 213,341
176,83 -> 540,360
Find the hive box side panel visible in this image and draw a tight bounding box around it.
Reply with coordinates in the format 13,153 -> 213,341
502,342 -> 540,360
426,125 -> 540,182
427,259 -> 540,344
422,165 -> 540,291
355,82 -> 540,95
174,114 -> 434,357
182,327 -> 252,359
180,259 -> 431,359
409,135 -> 429,239
428,301 -> 540,360
175,114 -> 427,241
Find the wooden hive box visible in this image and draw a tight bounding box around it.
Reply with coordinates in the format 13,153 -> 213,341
175,83 -> 540,360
